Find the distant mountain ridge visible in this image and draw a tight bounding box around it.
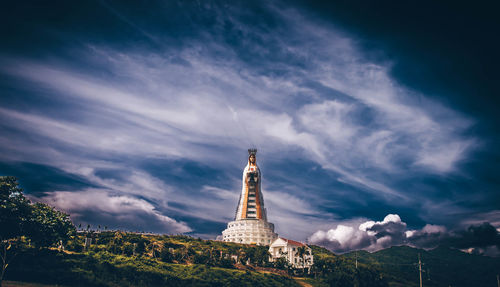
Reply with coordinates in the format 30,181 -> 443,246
342,245 -> 500,287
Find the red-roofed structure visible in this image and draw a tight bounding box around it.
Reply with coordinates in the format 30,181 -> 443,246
280,237 -> 306,247
269,237 -> 314,272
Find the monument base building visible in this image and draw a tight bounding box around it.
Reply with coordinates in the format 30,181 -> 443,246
222,219 -> 277,245
221,149 -> 278,245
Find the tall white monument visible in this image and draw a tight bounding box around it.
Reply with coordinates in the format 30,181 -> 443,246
221,149 -> 278,245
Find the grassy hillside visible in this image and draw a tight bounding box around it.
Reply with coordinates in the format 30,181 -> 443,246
6,232 -> 498,287
309,244 -> 388,287
343,245 -> 500,287
4,232 -> 300,287
6,247 -> 299,287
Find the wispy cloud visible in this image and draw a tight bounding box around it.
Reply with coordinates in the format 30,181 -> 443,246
0,1 -> 478,237
31,189 -> 191,234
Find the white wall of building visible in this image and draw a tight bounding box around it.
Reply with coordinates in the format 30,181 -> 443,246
269,237 -> 314,270
222,219 -> 278,245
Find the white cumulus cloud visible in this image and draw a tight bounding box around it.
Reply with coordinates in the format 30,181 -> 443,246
308,214 -> 446,253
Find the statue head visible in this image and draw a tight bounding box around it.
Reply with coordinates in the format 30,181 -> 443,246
249,154 -> 256,164
248,148 -> 257,164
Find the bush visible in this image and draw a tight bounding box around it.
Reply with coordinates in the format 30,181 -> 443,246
66,238 -> 84,252
160,248 -> 173,263
123,242 -> 134,256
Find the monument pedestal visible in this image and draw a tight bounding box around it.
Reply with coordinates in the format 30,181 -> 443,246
222,219 -> 278,245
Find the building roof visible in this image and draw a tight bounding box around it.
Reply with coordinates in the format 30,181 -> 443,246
274,237 -> 307,247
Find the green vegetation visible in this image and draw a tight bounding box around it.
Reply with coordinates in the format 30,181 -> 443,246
1,176 -> 75,286
3,176 -> 500,287
6,248 -> 299,287
0,176 -> 301,287
343,245 -> 500,287
310,248 -> 388,287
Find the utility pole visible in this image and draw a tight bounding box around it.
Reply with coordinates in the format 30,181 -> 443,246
418,253 -> 423,287
496,274 -> 499,287
354,251 -> 359,287
355,251 -> 358,269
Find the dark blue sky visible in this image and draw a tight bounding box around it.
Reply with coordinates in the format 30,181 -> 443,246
1,0 -> 499,254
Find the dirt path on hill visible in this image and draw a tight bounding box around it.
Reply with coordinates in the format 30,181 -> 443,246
293,277 -> 313,287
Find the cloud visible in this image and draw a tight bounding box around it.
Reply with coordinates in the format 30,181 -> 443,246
0,2 -> 475,179
460,211 -> 500,230
309,214 -> 445,253
405,224 -> 449,249
309,214 -> 500,256
443,223 -> 500,257
0,1 -> 480,238
264,190 -> 335,239
31,189 -> 191,234
446,223 -> 500,249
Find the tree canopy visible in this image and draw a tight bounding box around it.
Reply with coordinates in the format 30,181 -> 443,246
0,176 -> 31,241
1,176 -> 75,246
0,176 -> 75,286
27,202 -> 75,247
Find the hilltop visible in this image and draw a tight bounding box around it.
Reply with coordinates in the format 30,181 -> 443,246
343,245 -> 500,287
5,232 -> 300,287
3,231 -> 387,287
3,232 -> 500,287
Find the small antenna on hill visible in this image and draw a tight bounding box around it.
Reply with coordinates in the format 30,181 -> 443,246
355,250 -> 358,269
418,253 -> 423,287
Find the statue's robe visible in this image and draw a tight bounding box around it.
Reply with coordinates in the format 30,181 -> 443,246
235,162 -> 267,220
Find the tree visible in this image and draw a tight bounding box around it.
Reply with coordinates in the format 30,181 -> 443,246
296,246 -> 311,275
237,248 -> 247,265
122,242 -> 134,256
135,239 -> 147,255
0,176 -> 31,238
27,203 -> 75,248
248,246 -> 270,267
0,176 -> 31,287
160,247 -> 173,263
274,256 -> 291,270
0,176 -> 76,287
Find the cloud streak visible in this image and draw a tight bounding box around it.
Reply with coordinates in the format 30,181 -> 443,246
31,189 -> 191,234
0,1 -> 482,238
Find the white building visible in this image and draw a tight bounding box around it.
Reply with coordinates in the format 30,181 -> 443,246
269,237 -> 314,271
221,149 -> 278,245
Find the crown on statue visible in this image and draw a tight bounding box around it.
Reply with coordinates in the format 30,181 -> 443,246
248,148 -> 257,156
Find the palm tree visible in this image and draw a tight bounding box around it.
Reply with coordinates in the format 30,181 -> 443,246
296,246 -> 311,275
237,248 -> 247,265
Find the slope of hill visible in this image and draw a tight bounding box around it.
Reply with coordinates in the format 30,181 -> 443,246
6,231 -> 499,287
343,245 -> 500,287
4,233 -> 300,287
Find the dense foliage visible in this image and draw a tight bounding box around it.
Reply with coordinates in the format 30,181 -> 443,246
3,176 -> 499,287
5,247 -> 299,287
0,176 -> 31,241
343,245 -> 500,287
67,232 -> 274,269
0,176 -> 76,286
309,245 -> 388,287
28,203 -> 75,248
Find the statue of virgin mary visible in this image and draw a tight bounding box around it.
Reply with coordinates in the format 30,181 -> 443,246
235,149 -> 267,221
